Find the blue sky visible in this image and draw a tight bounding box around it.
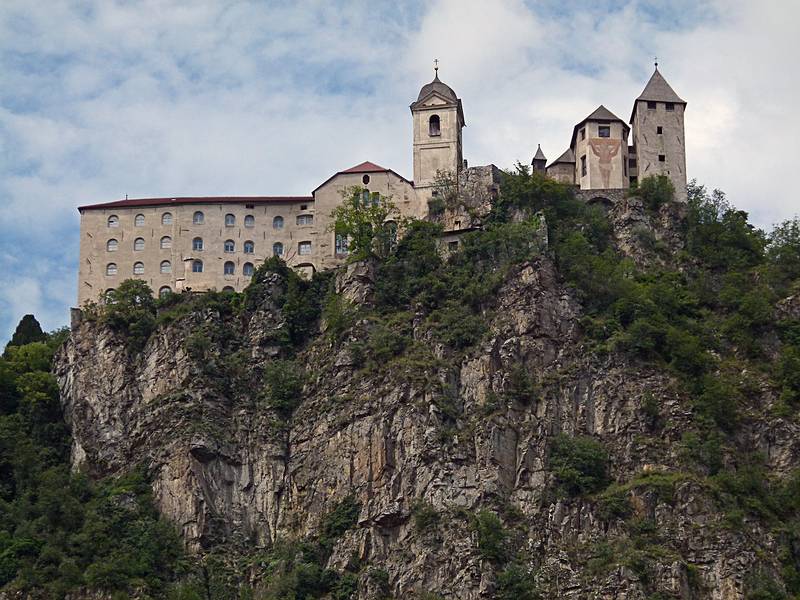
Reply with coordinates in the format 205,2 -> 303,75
1,0 -> 799,344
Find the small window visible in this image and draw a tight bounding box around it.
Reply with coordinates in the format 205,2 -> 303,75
193,211 -> 204,224
371,192 -> 380,206
335,233 -> 349,256
581,155 -> 587,177
243,262 -> 254,277
158,286 -> 171,298
160,236 -> 172,249
598,125 -> 610,138
224,239 -> 235,253
192,260 -> 203,273
448,241 -> 459,252
297,214 -> 313,226
160,260 -> 171,274
193,237 -> 203,251
300,204 -> 308,211
628,158 -> 637,168
580,128 -> 586,141
429,114 -> 441,136
133,262 -> 144,275
273,216 -> 284,229
362,174 -> 370,185
245,203 -> 254,209
273,242 -> 284,256
658,154 -> 666,162
225,213 -> 235,226
161,212 -> 173,225
647,101 -> 657,109
135,214 -> 145,226
244,215 -> 255,228
665,102 -> 675,111
106,263 -> 118,276
224,261 -> 235,275
106,239 -> 118,252
107,215 -> 119,228
243,240 -> 254,254
298,241 -> 312,255
657,126 -> 663,134
134,237 -> 145,251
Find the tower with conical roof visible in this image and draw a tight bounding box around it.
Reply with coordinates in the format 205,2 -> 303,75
410,66 -> 465,199
630,65 -> 687,201
532,145 -> 547,173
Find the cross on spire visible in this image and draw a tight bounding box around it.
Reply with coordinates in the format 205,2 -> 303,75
434,58 -> 439,76
654,56 -> 658,68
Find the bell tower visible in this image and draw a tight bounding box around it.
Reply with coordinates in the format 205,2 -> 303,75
410,64 -> 465,197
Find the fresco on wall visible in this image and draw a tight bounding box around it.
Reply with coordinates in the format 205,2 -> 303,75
588,139 -> 621,188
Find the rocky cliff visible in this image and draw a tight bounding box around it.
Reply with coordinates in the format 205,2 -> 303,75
54,188 -> 800,599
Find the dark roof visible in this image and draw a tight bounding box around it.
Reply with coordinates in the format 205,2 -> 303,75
532,144 -> 547,162
571,104 -> 628,149
415,73 -> 457,103
312,161 -> 413,194
630,67 -> 686,122
547,148 -> 575,167
79,196 -> 312,211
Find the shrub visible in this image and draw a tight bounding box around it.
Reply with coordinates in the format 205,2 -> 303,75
262,360 -> 305,419
411,500 -> 440,533
101,279 -> 158,352
319,496 -> 361,550
495,563 -> 541,600
631,174 -> 675,212
549,434 -> 610,497
470,510 -> 507,564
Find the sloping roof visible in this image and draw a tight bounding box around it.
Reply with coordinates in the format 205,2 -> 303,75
630,67 -> 686,122
414,73 -> 457,103
79,196 -> 312,211
570,105 -> 629,149
547,148 -> 575,167
532,144 -> 547,162
312,161 -> 413,194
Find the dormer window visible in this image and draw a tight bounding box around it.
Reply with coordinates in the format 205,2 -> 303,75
429,114 -> 441,136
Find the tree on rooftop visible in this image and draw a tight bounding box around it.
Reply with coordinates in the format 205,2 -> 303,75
328,186 -> 405,261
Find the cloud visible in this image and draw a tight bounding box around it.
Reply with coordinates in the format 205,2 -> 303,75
0,0 -> 798,344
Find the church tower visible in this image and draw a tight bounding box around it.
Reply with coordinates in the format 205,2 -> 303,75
410,67 -> 465,198
630,65 -> 687,201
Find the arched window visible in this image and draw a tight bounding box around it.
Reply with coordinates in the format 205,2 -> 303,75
160,236 -> 172,249
429,114 -> 441,136
273,242 -> 283,256
296,214 -> 313,226
193,211 -> 204,224
243,262 -> 254,276
106,239 -> 118,252
224,240 -> 235,253
222,286 -> 235,293
224,261 -> 235,275
160,260 -> 171,274
225,213 -> 235,226
135,214 -> 145,226
244,215 -> 255,228
192,260 -> 203,273
243,240 -> 254,254
335,233 -> 348,256
298,241 -> 312,255
192,237 -> 203,251
107,215 -> 119,227
161,212 -> 173,225
133,262 -> 144,275
106,263 -> 118,276
134,237 -> 145,251
273,216 -> 284,229
158,286 -> 171,298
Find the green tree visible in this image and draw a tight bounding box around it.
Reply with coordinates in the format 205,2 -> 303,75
6,315 -> 46,352
549,434 -> 610,497
328,187 -> 404,261
630,174 -> 675,211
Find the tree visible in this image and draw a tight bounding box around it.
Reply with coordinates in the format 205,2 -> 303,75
5,315 -> 46,355
328,187 -> 404,261
630,174 -> 674,211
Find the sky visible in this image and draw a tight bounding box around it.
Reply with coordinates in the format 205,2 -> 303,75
1,0 -> 799,344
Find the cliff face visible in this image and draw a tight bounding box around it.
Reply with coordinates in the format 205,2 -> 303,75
55,201 -> 800,599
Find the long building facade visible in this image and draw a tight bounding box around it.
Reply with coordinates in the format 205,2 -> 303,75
77,65 -> 688,305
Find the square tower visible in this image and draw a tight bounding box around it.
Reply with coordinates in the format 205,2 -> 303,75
630,67 -> 687,201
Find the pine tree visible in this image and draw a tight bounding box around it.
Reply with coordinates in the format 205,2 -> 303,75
7,314 -> 46,348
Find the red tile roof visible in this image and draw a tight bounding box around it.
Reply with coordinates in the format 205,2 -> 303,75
78,196 -> 313,211
312,161 -> 413,194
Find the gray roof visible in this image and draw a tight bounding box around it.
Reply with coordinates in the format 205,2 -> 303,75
636,68 -> 685,104
532,144 -> 547,162
547,148 -> 575,167
415,73 -> 458,103
583,104 -> 625,123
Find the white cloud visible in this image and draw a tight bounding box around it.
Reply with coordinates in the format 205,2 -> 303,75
0,0 -> 798,344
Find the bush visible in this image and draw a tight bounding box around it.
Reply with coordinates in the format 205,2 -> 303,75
262,360 -> 305,419
101,280 -> 158,352
549,434 -> 610,497
319,496 -> 361,550
411,500 -> 440,534
631,174 -> 675,211
495,563 -> 541,600
470,510 -> 507,564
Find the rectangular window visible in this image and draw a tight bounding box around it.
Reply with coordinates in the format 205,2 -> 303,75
580,128 -> 586,141
448,241 -> 459,252
628,158 -> 637,168
658,154 -> 666,162
298,241 -> 312,255
335,233 -> 349,256
598,125 -> 610,138
296,214 -> 313,226
647,101 -> 657,110
665,102 -> 675,111
580,155 -> 587,177
657,126 -> 663,134
300,204 -> 308,210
